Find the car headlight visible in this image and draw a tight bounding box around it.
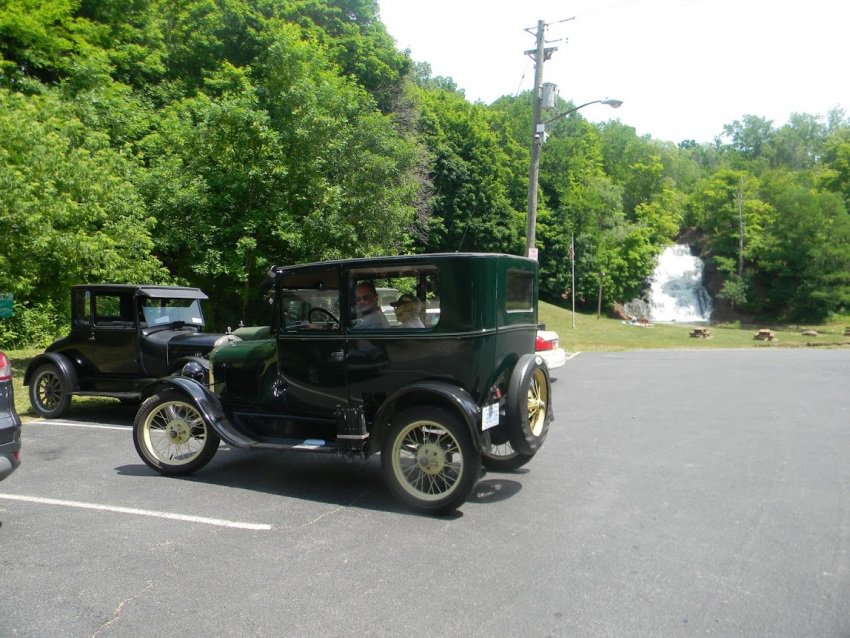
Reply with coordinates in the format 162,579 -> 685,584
181,361 -> 207,383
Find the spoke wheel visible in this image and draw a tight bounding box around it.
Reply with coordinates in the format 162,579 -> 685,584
133,389 -> 219,476
481,435 -> 536,472
29,364 -> 71,418
506,354 -> 552,456
527,366 -> 549,437
381,407 -> 480,514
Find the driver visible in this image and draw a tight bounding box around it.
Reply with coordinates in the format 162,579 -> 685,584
351,282 -> 389,330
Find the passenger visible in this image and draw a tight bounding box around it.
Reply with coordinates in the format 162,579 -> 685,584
391,293 -> 425,328
351,282 -> 389,329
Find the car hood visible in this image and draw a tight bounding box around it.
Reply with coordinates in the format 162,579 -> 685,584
167,331 -> 227,348
142,329 -> 227,350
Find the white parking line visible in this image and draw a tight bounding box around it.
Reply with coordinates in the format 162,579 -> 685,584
0,494 -> 272,530
27,420 -> 128,431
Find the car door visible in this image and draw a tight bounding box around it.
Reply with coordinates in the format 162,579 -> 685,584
274,267 -> 347,426
90,290 -> 144,377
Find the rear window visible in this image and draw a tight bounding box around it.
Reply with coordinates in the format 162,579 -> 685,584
506,269 -> 534,312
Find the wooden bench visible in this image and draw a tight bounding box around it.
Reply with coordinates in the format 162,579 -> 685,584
689,327 -> 711,338
754,328 -> 775,341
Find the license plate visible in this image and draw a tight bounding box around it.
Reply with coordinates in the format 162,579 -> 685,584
482,402 -> 499,430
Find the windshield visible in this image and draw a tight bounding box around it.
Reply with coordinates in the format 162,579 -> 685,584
141,297 -> 205,326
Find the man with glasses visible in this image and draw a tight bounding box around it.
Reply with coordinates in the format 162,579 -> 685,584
351,282 -> 389,330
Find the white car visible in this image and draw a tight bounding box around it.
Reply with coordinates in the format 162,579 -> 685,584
536,329 -> 566,377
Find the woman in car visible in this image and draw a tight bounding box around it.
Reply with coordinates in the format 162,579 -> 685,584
392,293 -> 425,328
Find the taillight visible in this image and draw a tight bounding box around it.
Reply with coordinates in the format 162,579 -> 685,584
535,335 -> 555,351
0,352 -> 10,381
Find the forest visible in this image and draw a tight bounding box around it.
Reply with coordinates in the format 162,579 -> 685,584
1,0 -> 850,347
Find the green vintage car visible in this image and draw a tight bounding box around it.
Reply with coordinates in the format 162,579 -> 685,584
133,253 -> 554,514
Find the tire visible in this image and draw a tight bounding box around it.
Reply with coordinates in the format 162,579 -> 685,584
481,436 -> 536,472
133,389 -> 220,476
381,407 -> 481,515
505,354 -> 552,456
29,364 -> 72,418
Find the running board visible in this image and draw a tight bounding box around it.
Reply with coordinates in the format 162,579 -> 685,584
70,391 -> 139,399
239,437 -> 340,453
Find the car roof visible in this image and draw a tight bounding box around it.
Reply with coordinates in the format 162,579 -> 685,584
71,284 -> 208,300
270,252 -> 535,274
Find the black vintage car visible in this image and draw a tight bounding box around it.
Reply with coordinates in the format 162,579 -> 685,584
132,254 -> 554,514
25,284 -> 238,418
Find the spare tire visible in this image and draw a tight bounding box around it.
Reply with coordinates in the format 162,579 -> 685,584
505,353 -> 552,455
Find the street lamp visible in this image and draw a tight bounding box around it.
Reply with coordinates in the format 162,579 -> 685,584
525,98 -> 622,259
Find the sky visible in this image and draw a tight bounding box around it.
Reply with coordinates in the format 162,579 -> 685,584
378,0 -> 849,144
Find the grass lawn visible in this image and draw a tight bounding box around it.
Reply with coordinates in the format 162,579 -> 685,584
539,302 -> 850,352
7,303 -> 849,419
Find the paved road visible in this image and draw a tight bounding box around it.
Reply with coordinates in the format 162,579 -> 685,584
1,349 -> 848,637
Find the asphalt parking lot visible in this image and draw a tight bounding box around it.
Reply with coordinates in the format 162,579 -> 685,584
1,349 -> 849,637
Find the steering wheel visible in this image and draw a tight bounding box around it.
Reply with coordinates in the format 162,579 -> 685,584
308,307 -> 339,324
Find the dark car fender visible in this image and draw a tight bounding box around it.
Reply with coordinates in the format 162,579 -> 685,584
367,380 -> 482,455
140,376 -> 256,449
23,352 -> 79,390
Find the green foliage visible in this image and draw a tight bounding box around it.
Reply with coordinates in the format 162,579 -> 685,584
717,274 -> 748,309
414,87 -> 523,254
821,127 -> 850,208
138,23 -> 418,325
750,173 -> 850,320
0,89 -> 168,314
0,302 -> 63,349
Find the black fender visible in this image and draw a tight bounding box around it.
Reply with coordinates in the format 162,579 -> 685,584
140,376 -> 256,449
24,352 -> 79,390
367,380 -> 481,455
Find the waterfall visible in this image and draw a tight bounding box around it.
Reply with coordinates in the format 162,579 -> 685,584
648,244 -> 713,322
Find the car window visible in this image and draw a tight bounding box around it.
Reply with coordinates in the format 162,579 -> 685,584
348,265 -> 440,330
140,298 -> 204,326
94,293 -> 135,326
279,268 -> 341,333
72,289 -> 91,328
506,269 -> 534,312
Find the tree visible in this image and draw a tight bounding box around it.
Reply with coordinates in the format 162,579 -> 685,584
751,172 -> 850,319
414,87 -> 523,255
0,88 -> 167,344
139,26 -> 419,325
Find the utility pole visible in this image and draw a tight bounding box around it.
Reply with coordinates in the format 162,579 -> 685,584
737,176 -> 744,277
524,20 -> 557,259
597,271 -> 605,319
522,18 -> 616,263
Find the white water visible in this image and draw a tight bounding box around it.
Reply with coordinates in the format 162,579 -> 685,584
649,244 -> 713,322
